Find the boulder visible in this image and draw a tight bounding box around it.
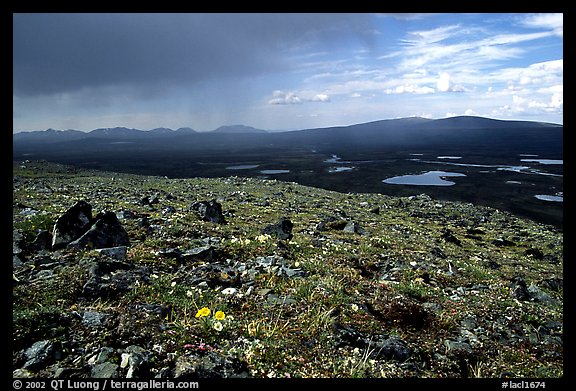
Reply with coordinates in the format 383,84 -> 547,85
51,201 -> 93,249
262,217 -> 293,240
190,200 -> 226,224
68,212 -> 129,250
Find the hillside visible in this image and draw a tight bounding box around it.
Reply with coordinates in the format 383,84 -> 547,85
12,160 -> 563,380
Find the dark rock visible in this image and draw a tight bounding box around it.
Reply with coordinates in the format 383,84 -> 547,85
173,352 -> 249,378
181,246 -> 216,263
430,246 -> 446,259
190,200 -> 226,224
492,238 -> 515,247
52,201 -> 93,249
372,336 -> 412,361
332,322 -> 365,348
82,311 -> 110,328
441,229 -> 461,246
524,248 -> 544,260
82,260 -> 150,300
484,259 -> 501,269
542,278 -> 563,292
509,276 -> 530,301
31,230 -> 52,251
23,340 -> 60,370
262,217 -> 293,240
131,303 -> 170,318
316,216 -> 347,231
332,323 -> 411,361
467,227 -> 485,235
95,246 -> 128,261
444,340 -> 473,355
13,229 -> 25,256
68,211 -> 130,250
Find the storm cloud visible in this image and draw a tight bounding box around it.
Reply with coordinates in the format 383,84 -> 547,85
13,13 -> 375,97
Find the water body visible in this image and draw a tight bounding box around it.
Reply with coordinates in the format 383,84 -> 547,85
535,195 -> 563,202
383,171 -> 466,186
328,167 -> 354,173
437,156 -> 462,159
260,170 -> 290,174
420,159 -> 562,177
520,159 -> 563,165
226,165 -> 260,170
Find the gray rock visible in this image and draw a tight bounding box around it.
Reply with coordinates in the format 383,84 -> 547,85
444,340 -> 473,355
96,246 -> 128,261
91,362 -> 119,378
122,345 -> 150,378
82,312 -> 110,328
343,221 -> 367,235
510,276 -> 530,301
23,340 -> 58,370
82,260 -> 150,300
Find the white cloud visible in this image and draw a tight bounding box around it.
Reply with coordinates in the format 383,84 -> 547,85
522,13 -> 563,37
268,90 -> 331,105
268,90 -> 302,105
311,94 -> 331,102
385,84 -> 435,95
436,72 -> 467,93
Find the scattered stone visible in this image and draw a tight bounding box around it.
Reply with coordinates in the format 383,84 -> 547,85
82,312 -> 110,328
190,200 -> 226,224
509,276 -> 530,301
82,260 -> 150,300
95,246 -> 128,261
91,362 -> 119,378
444,340 -> 473,355
262,217 -> 293,240
173,352 -> 249,378
524,248 -> 544,260
441,229 -> 461,246
343,221 -> 367,235
492,238 -> 516,247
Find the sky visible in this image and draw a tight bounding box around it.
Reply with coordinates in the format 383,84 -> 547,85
12,13 -> 563,133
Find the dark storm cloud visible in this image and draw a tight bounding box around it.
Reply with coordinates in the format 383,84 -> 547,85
13,13 -> 374,96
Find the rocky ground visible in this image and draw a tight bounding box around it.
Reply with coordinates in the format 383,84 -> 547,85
12,160 -> 563,379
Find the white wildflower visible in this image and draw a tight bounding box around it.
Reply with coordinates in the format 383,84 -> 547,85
221,287 -> 237,295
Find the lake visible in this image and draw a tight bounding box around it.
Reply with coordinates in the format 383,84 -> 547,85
383,171 -> 466,186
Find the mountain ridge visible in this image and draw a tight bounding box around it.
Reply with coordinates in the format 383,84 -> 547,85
13,115 -> 562,143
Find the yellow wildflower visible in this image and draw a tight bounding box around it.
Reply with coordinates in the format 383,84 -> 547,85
195,307 -> 211,318
215,310 -> 226,320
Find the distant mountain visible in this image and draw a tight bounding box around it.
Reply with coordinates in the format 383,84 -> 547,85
174,127 -> 197,134
13,116 -> 562,156
12,128 -> 87,143
89,127 -> 147,138
211,125 -> 268,134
